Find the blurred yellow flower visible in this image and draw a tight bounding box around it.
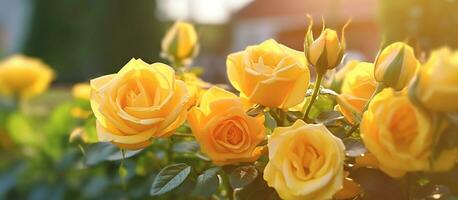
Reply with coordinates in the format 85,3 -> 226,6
0,54 -> 54,99
71,107 -> 92,119
374,42 -> 419,90
72,83 -> 91,100
337,62 -> 376,124
90,58 -> 189,149
161,21 -> 199,64
361,88 -> 458,177
412,47 -> 458,112
264,120 -> 345,200
227,39 -> 310,108
187,87 -> 265,165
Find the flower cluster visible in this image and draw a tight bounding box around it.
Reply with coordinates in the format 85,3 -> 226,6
83,20 -> 457,200
2,19 -> 457,200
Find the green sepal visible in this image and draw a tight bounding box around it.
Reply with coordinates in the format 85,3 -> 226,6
382,46 -> 405,90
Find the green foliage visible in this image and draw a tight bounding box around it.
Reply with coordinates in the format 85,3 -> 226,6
228,165 -> 258,189
150,163 -> 192,196
192,167 -> 220,197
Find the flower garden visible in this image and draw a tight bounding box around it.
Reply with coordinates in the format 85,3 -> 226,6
0,16 -> 457,200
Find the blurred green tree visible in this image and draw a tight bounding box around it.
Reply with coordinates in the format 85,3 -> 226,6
379,0 -> 458,54
23,0 -> 164,83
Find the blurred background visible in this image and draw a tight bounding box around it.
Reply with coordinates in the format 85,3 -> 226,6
2,0 -> 458,85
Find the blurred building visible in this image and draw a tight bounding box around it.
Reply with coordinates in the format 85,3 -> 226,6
232,0 -> 381,60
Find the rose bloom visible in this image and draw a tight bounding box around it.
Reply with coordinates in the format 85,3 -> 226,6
187,87 -> 265,165
0,55 -> 54,99
90,59 -> 189,149
361,88 -> 458,177
337,62 -> 376,124
227,39 -> 310,109
413,47 -> 458,112
264,120 -> 345,200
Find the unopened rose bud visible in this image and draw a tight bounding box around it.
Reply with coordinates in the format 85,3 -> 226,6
161,21 -> 199,66
304,18 -> 348,75
374,42 -> 419,90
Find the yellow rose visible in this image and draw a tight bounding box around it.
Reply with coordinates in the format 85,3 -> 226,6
412,47 -> 458,112
337,62 -> 376,124
182,72 -> 210,108
227,39 -> 310,108
361,88 -> 458,177
264,120 -> 345,200
306,29 -> 344,73
161,21 -> 199,64
0,55 -> 54,99
90,58 -> 189,149
374,42 -> 419,90
187,87 -> 265,165
72,83 -> 91,100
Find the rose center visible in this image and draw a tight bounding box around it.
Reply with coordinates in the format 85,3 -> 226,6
290,142 -> 322,180
389,104 -> 418,149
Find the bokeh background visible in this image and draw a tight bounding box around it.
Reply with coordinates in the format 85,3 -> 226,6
2,0 -> 458,85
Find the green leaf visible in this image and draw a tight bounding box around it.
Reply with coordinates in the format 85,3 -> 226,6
315,111 -> 344,126
264,111 -> 277,131
150,163 -> 192,196
85,142 -> 118,166
172,140 -> 200,154
192,167 -> 220,197
107,149 -> 143,161
229,165 -> 258,189
175,123 -> 192,133
306,94 -> 335,120
343,138 -> 367,157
